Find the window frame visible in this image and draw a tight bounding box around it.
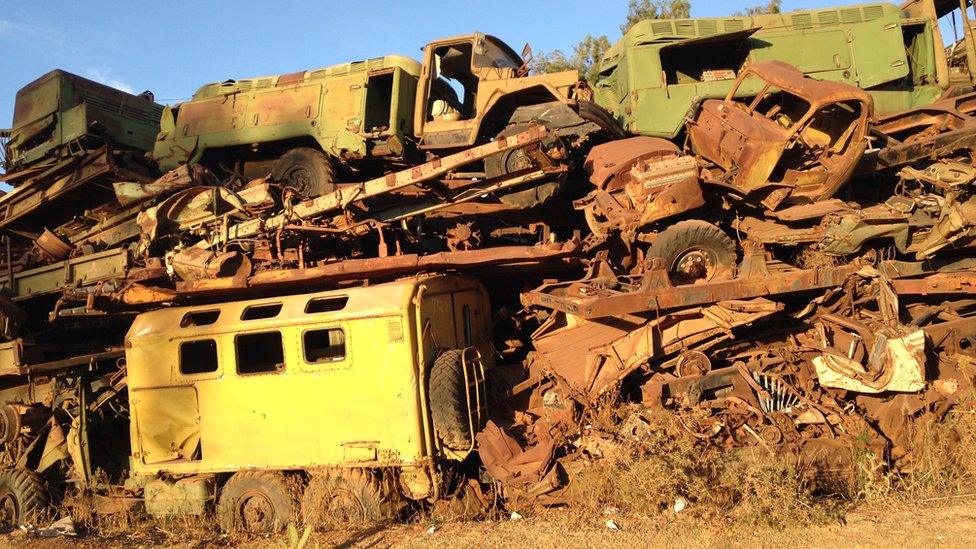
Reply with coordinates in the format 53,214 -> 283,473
301,326 -> 348,365
234,330 -> 286,376
176,337 -> 222,380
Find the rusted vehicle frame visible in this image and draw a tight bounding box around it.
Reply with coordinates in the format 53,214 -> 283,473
522,259 -> 861,320
118,241 -> 579,306
688,61 -> 872,204
856,92 -> 976,175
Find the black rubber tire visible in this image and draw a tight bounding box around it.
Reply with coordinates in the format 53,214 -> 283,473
428,349 -> 473,451
485,125 -> 562,209
647,220 -> 736,285
301,469 -> 392,529
0,468 -> 48,528
216,471 -> 299,534
271,147 -> 337,198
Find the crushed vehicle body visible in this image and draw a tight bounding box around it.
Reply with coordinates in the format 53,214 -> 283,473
2,0 -> 976,533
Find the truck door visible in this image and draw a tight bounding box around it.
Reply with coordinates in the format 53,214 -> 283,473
415,38 -> 480,149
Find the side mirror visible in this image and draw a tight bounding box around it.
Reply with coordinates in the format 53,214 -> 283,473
521,43 -> 533,62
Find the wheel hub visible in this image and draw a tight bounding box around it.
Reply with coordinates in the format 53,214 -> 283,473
501,148 -> 533,175
238,491 -> 275,532
327,487 -> 366,523
672,248 -> 715,284
285,167 -> 312,196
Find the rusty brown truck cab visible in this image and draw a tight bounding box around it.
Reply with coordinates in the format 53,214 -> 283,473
689,61 -> 873,207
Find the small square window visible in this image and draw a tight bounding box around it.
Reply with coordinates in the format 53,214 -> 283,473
180,339 -> 218,374
303,328 -> 346,363
236,332 -> 285,374
305,297 -> 348,314
181,310 -> 220,327
241,303 -> 282,321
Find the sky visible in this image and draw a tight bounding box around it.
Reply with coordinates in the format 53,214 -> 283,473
0,0 -> 877,129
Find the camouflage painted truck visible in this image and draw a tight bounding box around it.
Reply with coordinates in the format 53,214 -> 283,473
153,32 -> 621,207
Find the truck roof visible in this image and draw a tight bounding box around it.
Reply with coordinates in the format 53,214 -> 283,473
618,2 -> 900,47
189,54 -> 421,100
741,61 -> 874,106
125,273 -> 480,341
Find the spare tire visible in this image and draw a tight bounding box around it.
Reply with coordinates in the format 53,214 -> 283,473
647,220 -> 736,286
271,147 -> 337,198
428,349 -> 473,452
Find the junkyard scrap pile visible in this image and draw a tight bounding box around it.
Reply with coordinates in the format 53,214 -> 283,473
0,0 -> 976,535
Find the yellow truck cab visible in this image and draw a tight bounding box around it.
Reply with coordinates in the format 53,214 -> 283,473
123,274 -> 491,531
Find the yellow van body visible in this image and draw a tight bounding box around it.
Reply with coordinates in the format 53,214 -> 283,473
123,274 -> 492,482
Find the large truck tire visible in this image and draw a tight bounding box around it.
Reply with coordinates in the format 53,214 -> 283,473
271,147 -> 337,198
0,468 -> 48,528
216,470 -> 299,533
428,349 -> 474,451
647,220 -> 736,286
301,469 -> 394,529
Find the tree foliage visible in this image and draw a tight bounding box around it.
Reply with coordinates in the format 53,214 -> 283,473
735,0 -> 782,16
531,35 -> 613,84
621,0 -> 692,34
533,0 -> 691,83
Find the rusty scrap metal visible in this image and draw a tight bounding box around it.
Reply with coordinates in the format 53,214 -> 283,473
522,260 -> 861,320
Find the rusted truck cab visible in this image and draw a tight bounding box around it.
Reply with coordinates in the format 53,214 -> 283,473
414,33 -> 581,149
689,61 -> 873,205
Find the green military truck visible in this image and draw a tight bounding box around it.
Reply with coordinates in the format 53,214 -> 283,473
153,32 -> 620,205
0,70 -> 163,247
595,0 -> 963,139
2,70 -> 162,184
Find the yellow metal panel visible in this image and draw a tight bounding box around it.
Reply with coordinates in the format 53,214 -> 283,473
130,386 -> 200,464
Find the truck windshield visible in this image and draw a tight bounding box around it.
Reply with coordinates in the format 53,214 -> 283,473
736,73 -> 810,131
474,39 -> 522,70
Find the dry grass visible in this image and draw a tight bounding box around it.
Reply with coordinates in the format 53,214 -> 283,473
562,406 -> 837,529
10,405 -> 974,547
854,407 -> 976,504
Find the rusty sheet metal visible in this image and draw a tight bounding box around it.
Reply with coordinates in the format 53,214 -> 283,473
891,271 -> 976,295
522,262 -> 861,320
121,242 -> 579,305
583,136 -> 681,190
113,164 -> 209,207
532,298 -> 782,402
169,248 -> 252,282
476,420 -> 558,494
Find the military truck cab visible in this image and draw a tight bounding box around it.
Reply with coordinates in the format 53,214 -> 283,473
123,274 -> 491,531
414,33 -> 580,150
2,70 -> 162,181
154,32 -> 618,208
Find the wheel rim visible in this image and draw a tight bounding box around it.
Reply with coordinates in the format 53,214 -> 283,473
671,247 -> 717,285
283,166 -> 312,196
237,490 -> 276,533
326,487 -> 367,523
500,148 -> 533,175
0,494 -> 18,527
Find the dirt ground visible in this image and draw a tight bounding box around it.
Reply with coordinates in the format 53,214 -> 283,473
4,496 -> 974,548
